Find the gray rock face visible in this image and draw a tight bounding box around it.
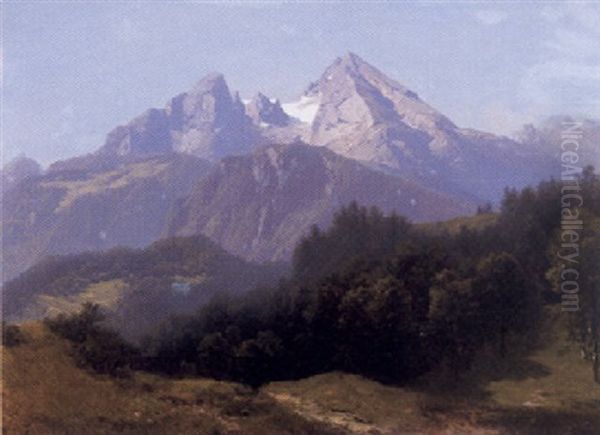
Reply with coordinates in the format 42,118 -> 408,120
245,93 -> 290,127
103,108 -> 172,156
166,74 -> 257,160
165,142 -> 474,262
295,53 -> 554,200
309,53 -> 456,162
101,73 -> 257,161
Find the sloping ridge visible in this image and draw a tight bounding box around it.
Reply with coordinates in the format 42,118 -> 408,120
165,142 -> 474,262
1,153 -> 211,282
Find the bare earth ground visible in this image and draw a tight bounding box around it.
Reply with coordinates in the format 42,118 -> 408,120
2,310 -> 600,434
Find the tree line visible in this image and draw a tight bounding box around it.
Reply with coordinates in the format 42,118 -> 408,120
24,167 -> 600,387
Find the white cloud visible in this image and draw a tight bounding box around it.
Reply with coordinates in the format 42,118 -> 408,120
540,6 -> 564,23
479,102 -> 537,137
521,61 -> 600,114
534,4 -> 600,117
474,10 -> 508,26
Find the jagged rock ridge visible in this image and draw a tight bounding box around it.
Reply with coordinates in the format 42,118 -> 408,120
101,74 -> 258,161
98,53 -> 557,201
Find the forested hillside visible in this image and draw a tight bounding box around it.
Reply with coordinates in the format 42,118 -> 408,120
4,167 -> 599,434
3,236 -> 284,340
140,167 -> 600,387
6,168 -> 598,388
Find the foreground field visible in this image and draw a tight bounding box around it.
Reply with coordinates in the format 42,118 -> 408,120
2,323 -> 334,434
2,313 -> 599,434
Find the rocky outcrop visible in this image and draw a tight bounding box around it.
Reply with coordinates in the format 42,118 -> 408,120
166,73 -> 257,159
246,93 -> 290,127
102,109 -> 171,156
100,73 -> 257,161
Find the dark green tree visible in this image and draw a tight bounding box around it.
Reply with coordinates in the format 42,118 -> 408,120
474,253 -> 533,357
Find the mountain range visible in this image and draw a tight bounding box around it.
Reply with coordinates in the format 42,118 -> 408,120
97,52 -> 559,200
2,52 -> 593,282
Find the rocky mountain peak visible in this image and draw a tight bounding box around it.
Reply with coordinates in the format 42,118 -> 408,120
190,72 -> 228,94
314,52 -> 451,126
309,53 -> 469,157
101,72 -> 256,161
95,54 -> 556,201
167,73 -> 237,129
297,53 -> 552,200
246,92 -> 290,127
331,52 -> 372,76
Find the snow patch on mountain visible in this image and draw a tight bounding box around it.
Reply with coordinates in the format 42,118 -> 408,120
282,94 -> 321,124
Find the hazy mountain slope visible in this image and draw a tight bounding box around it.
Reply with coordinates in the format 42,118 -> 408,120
166,142 -> 474,262
1,142 -> 474,283
3,235 -> 284,340
1,154 -> 210,281
517,116 -> 600,169
1,155 -> 42,192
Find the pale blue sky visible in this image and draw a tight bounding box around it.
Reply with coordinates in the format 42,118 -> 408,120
3,1 -> 600,165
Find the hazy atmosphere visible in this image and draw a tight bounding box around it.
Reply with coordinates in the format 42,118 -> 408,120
3,2 -> 599,434
3,1 -> 599,165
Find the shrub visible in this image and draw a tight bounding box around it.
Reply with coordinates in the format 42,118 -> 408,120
2,322 -> 25,347
45,303 -> 139,377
